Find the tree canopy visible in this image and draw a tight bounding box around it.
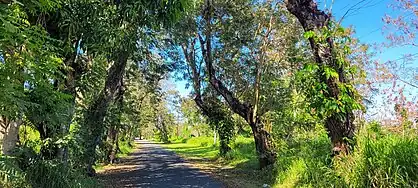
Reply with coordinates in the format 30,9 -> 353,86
0,0 -> 417,187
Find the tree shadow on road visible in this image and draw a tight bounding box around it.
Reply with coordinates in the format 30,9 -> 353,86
97,141 -> 223,188
163,142 -> 279,188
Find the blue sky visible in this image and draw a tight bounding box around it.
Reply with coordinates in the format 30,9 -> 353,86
328,0 -> 417,119
170,0 -> 417,120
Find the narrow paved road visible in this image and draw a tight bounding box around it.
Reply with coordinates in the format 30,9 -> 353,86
98,139 -> 223,188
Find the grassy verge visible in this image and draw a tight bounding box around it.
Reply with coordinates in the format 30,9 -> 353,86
117,141 -> 135,158
161,136 -> 271,188
162,126 -> 418,188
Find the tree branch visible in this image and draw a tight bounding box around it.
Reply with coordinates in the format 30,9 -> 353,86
200,0 -> 251,122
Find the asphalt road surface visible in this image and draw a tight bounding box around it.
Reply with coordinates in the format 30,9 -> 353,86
99,139 -> 223,188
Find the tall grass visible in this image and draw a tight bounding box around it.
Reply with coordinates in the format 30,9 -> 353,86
273,124 -> 344,187
335,123 -> 418,187
274,122 -> 418,187
224,136 -> 257,166
166,122 -> 418,188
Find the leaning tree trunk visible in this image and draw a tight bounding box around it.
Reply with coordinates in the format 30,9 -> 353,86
198,0 -> 276,168
83,51 -> 128,176
180,40 -> 233,157
108,78 -> 124,164
286,0 -> 355,154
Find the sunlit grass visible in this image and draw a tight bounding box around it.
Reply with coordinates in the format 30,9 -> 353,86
163,136 -> 257,167
117,141 -> 134,158
163,142 -> 219,159
161,136 -> 269,188
162,125 -> 418,188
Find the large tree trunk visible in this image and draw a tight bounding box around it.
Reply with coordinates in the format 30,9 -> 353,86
250,120 -> 276,168
108,78 -> 125,164
0,117 -> 22,155
107,125 -> 118,164
83,51 -> 128,176
286,0 -> 355,154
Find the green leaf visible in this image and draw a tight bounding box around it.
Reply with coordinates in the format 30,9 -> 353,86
323,67 -> 339,79
336,27 -> 345,34
303,31 -> 315,39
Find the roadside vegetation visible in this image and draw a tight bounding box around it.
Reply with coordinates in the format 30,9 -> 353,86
0,0 -> 417,187
163,122 -> 418,187
0,0 -> 186,187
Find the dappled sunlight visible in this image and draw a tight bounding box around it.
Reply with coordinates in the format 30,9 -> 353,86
1,0 -> 416,187
161,137 -> 270,188
98,140 -> 222,188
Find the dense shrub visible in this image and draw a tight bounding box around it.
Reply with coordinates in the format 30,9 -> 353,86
118,141 -> 134,157
0,126 -> 102,188
26,160 -> 100,188
0,156 -> 29,188
0,156 -> 100,188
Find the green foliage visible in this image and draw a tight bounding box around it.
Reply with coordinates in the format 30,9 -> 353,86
117,141 -> 134,158
0,155 -> 28,188
172,120 -> 418,187
180,98 -> 211,137
224,136 -> 257,166
271,122 -> 418,188
296,24 -> 365,120
0,0 -> 416,187
273,124 -> 344,187
165,135 -> 256,166
0,153 -> 99,188
19,125 -> 42,153
26,160 -> 100,188
335,124 -> 418,188
0,1 -> 65,119
15,123 -> 99,188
